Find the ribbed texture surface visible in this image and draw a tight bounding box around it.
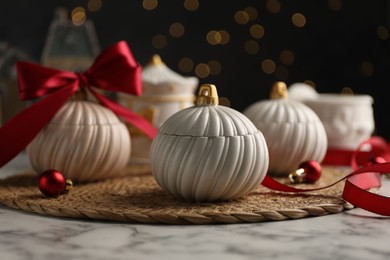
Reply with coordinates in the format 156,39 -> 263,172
159,105 -> 259,137
27,101 -> 131,182
150,105 -> 269,202
244,99 -> 327,176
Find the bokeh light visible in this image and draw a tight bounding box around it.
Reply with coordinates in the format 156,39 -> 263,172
88,0 -> 102,12
184,0 -> 199,11
152,34 -> 167,49
178,57 -> 194,73
195,63 -> 210,78
143,0 -> 158,10
292,13 -> 306,27
169,23 -> 185,38
261,59 -> 276,74
71,7 -> 86,26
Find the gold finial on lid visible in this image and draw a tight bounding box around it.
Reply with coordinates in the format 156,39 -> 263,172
196,84 -> 219,106
150,54 -> 164,65
270,81 -> 288,99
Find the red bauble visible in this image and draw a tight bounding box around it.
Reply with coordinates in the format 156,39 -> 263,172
300,160 -> 322,183
38,169 -> 72,197
289,160 -> 322,184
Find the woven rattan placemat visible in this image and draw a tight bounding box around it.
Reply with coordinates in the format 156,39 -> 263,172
0,165 -> 353,224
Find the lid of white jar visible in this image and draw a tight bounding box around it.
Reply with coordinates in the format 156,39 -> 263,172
142,54 -> 198,88
244,81 -> 323,124
158,84 -> 259,137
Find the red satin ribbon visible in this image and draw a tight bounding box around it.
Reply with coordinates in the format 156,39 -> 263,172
322,136 -> 390,168
262,163 -> 390,215
0,40 -> 157,168
261,136 -> 390,216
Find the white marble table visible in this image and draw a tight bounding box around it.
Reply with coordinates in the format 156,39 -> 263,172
1,152 -> 390,260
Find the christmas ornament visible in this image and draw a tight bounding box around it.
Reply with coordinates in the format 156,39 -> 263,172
27,97 -> 131,182
0,41 -> 157,171
243,81 -> 327,177
288,160 -> 322,184
118,54 -> 198,164
38,169 -> 73,197
150,84 -> 269,202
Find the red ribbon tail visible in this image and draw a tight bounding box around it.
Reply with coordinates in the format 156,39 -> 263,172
261,162 -> 390,216
261,174 -> 347,193
89,89 -> 158,139
343,177 -> 390,216
0,86 -> 76,167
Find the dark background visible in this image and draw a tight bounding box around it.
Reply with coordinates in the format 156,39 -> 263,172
1,0 -> 390,140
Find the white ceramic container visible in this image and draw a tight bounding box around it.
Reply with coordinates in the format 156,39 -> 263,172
243,82 -> 328,177
27,100 -> 131,182
303,94 -> 375,150
150,84 -> 269,202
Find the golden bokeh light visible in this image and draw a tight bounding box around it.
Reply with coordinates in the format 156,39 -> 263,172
208,60 -> 222,75
195,63 -> 210,78
88,0 -> 102,12
328,0 -> 342,12
250,24 -> 265,39
169,23 -> 185,38
184,0 -> 199,11
143,0 -> 158,10
219,30 -> 230,45
71,7 -> 86,26
178,57 -> 194,73
361,61 -> 374,77
266,0 -> 281,14
152,34 -> 167,49
244,40 -> 259,55
206,30 -> 222,45
234,10 -> 250,25
261,59 -> 276,74
377,26 -> 389,40
292,13 -> 306,27
244,7 -> 258,21
280,50 -> 295,65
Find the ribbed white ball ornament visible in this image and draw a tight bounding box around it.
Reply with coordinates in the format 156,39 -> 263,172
27,97 -> 131,182
243,82 -> 328,177
150,84 -> 269,202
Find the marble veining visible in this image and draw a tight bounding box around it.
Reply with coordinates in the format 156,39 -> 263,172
1,152 -> 390,260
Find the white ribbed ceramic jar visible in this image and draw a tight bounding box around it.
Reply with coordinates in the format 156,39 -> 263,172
27,100 -> 131,182
150,84 -> 269,202
243,82 -> 328,177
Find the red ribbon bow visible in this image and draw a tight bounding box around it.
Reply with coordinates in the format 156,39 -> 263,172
0,40 -> 157,167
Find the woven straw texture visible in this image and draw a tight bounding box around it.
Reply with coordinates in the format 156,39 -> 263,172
0,165 -> 352,224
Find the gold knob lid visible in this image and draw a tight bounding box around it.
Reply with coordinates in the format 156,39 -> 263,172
196,84 -> 219,106
149,54 -> 164,65
270,81 -> 288,99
